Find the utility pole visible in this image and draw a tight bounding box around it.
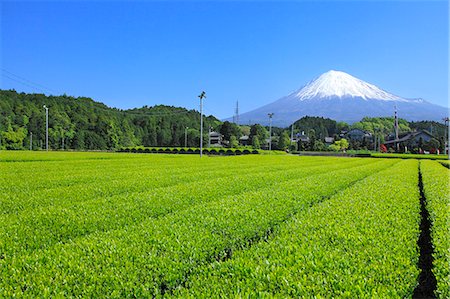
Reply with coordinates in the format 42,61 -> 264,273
43,105 -> 49,151
373,130 -> 376,152
394,105 -> 399,152
268,113 -> 274,151
30,132 -> 33,151
198,91 -> 206,158
235,100 -> 239,125
291,122 -> 294,144
444,117 -> 449,158
208,126 -> 212,148
374,128 -> 379,152
61,129 -> 64,150
378,136 -> 381,152
185,126 -> 189,148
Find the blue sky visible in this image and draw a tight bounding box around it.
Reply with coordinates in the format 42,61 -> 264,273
1,0 -> 448,119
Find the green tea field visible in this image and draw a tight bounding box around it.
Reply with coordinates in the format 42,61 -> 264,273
0,152 -> 448,298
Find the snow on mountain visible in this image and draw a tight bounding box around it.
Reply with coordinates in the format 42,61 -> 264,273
293,70 -> 407,101
226,70 -> 448,126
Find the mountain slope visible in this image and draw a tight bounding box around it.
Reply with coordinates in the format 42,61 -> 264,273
231,70 -> 448,127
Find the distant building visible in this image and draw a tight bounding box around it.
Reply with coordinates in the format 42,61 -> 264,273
261,136 -> 279,150
343,129 -> 373,142
298,135 -> 310,143
324,137 -> 334,145
384,130 -> 435,151
294,132 -> 310,143
209,131 -> 223,146
239,135 -> 250,146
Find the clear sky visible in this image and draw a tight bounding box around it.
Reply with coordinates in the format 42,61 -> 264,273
1,0 -> 448,119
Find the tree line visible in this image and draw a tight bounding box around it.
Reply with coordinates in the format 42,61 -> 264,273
0,90 -> 219,150
1,89 -> 447,152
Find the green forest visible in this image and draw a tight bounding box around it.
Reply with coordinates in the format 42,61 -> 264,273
0,89 -> 447,151
0,90 -> 220,150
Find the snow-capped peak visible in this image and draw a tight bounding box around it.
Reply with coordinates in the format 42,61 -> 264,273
294,70 -> 407,102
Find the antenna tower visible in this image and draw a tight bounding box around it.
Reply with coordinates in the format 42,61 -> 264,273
235,101 -> 239,125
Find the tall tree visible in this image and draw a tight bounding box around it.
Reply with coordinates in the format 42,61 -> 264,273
276,131 -> 290,150
249,124 -> 268,146
219,121 -> 241,141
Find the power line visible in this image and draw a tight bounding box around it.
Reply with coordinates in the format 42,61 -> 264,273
204,105 -> 231,121
1,68 -> 59,94
1,69 -> 220,119
3,83 -> 192,117
2,73 -> 51,94
124,109 -> 193,117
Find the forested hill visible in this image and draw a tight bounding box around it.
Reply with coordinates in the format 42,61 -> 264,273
0,90 -> 220,150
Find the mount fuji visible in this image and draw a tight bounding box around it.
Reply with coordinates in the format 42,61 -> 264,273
230,70 -> 448,127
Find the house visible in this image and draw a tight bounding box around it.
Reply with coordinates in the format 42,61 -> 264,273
384,130 -> 436,151
343,129 -> 373,142
261,136 -> 279,150
294,132 -> 310,143
324,137 -> 334,145
208,131 -> 223,146
239,135 -> 250,146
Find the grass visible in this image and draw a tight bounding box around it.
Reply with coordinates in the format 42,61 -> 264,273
0,151 -> 448,297
371,153 -> 448,160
